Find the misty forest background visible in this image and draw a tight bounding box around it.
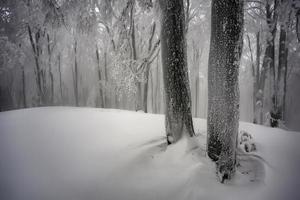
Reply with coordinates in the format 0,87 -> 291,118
1,0 -> 300,131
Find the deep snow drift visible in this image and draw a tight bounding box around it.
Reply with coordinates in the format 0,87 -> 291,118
1,107 -> 300,200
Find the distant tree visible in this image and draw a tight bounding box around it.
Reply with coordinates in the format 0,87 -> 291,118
159,0 -> 195,144
207,0 -> 244,182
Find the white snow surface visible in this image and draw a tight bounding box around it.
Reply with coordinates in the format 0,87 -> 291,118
1,107 -> 300,200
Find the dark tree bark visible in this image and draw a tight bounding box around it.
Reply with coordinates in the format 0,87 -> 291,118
155,57 -> 160,113
278,23 -> 288,122
159,0 -> 195,144
282,48 -> 288,121
129,3 -> 142,111
22,66 -> 27,108
47,34 -> 54,105
103,51 -> 109,108
263,0 -> 279,127
247,32 -> 264,124
207,0 -> 244,180
58,53 -> 63,103
73,40 -> 79,107
28,25 -> 43,105
96,46 -> 104,108
255,32 -> 264,124
142,23 -> 158,113
143,63 -> 150,113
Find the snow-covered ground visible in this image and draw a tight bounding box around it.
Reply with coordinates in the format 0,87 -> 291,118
1,107 -> 300,200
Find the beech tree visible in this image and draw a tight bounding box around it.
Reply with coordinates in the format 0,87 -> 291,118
207,0 -> 244,181
159,0 -> 195,144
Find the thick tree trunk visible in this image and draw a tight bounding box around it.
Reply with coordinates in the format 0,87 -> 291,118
207,0 -> 244,180
159,0 -> 195,144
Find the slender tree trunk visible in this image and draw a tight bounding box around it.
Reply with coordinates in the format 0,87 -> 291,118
207,0 -> 244,181
130,6 -> 142,111
47,34 -> 54,105
49,66 -> 54,105
282,49 -> 288,121
255,32 -> 263,124
260,36 -> 276,124
159,0 -> 195,144
73,40 -> 79,107
195,76 -> 199,117
28,25 -> 42,105
142,23 -> 158,113
143,64 -> 150,113
58,54 -> 63,103
151,69 -> 155,113
96,46 -> 104,108
104,51 -> 109,108
278,24 -> 288,121
249,32 -> 262,124
263,0 -> 279,127
22,66 -> 27,108
155,57 -> 160,113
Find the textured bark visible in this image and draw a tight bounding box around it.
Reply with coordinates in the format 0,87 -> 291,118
159,0 -> 195,143
207,0 -> 244,179
278,24 -> 288,121
263,0 -> 279,127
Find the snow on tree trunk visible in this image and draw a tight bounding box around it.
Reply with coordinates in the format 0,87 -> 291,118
207,0 -> 244,180
263,0 -> 278,127
159,0 -> 195,143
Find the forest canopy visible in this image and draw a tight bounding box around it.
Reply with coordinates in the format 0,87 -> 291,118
1,0 -> 300,131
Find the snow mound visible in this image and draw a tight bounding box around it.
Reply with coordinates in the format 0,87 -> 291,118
0,107 -> 300,200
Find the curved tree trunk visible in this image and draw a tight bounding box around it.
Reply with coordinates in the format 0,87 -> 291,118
159,0 -> 195,144
207,0 -> 244,181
